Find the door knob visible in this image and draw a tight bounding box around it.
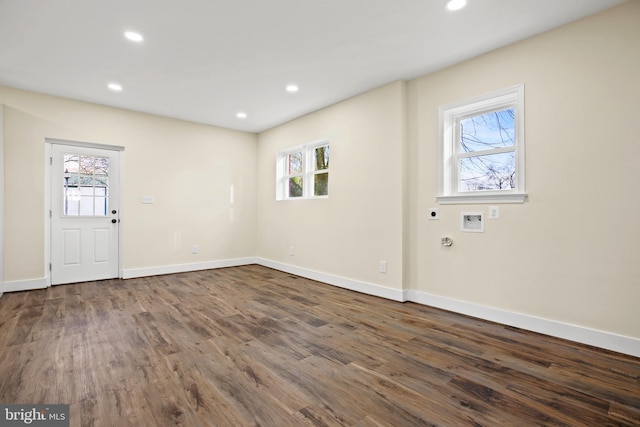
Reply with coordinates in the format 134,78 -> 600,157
111,219 -> 117,224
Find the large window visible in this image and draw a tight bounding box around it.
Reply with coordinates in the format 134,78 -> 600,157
438,85 -> 526,204
277,141 -> 329,200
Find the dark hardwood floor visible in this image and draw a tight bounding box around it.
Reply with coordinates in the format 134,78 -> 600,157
0,265 -> 638,426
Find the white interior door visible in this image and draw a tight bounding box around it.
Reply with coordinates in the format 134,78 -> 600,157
51,144 -> 120,285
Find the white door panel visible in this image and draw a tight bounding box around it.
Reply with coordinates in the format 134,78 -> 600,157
51,144 -> 120,285
62,229 -> 81,265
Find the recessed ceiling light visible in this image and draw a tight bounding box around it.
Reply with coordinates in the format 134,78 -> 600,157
124,31 -> 144,42
107,82 -> 123,92
286,84 -> 299,93
446,0 -> 467,11
236,112 -> 247,119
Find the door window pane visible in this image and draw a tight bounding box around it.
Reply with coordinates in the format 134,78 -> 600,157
94,157 -> 109,175
79,197 -> 94,215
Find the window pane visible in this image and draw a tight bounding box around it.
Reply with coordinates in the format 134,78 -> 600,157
288,152 -> 303,175
66,199 -> 80,216
80,156 -> 94,174
94,197 -> 108,216
79,186 -> 94,196
314,173 -> 329,196
460,108 -> 515,153
459,152 -> 516,192
95,176 -> 108,187
288,176 -> 303,197
314,145 -> 329,171
94,157 -> 109,175
79,196 -> 94,215
64,154 -> 79,173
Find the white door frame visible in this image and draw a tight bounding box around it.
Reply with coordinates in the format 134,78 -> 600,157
45,138 -> 125,286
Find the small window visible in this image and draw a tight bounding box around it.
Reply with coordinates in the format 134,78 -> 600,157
277,141 -> 330,200
438,85 -> 526,204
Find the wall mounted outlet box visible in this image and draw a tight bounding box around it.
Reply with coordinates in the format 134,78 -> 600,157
462,212 -> 484,232
428,208 -> 440,220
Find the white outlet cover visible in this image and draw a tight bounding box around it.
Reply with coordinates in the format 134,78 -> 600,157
489,205 -> 500,220
379,261 -> 387,273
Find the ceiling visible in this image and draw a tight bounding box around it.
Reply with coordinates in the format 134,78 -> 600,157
0,0 -> 626,133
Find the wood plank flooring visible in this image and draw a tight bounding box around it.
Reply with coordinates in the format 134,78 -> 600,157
0,265 -> 638,426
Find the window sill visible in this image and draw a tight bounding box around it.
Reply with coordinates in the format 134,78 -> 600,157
277,196 -> 329,201
436,193 -> 527,205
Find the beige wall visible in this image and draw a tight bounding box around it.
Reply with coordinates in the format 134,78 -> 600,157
408,1 -> 640,338
256,81 -> 406,291
1,87 -> 257,282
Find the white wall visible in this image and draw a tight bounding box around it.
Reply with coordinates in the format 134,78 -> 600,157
256,81 -> 407,298
0,87 -> 258,284
407,1 -> 640,341
255,2 -> 639,355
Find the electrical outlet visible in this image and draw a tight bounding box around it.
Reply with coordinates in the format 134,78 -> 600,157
191,244 -> 198,254
489,205 -> 500,220
379,260 -> 387,273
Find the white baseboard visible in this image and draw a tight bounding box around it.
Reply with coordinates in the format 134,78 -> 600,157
256,258 -> 406,302
254,259 -> 639,357
3,260 -> 638,357
3,277 -> 48,293
122,257 -> 258,279
406,290 -> 640,358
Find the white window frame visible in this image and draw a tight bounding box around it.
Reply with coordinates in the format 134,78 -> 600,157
437,85 -> 526,204
276,139 -> 329,200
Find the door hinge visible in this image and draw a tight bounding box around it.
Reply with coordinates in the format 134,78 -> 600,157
49,209 -> 52,218
49,263 -> 52,272
50,157 -> 53,165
